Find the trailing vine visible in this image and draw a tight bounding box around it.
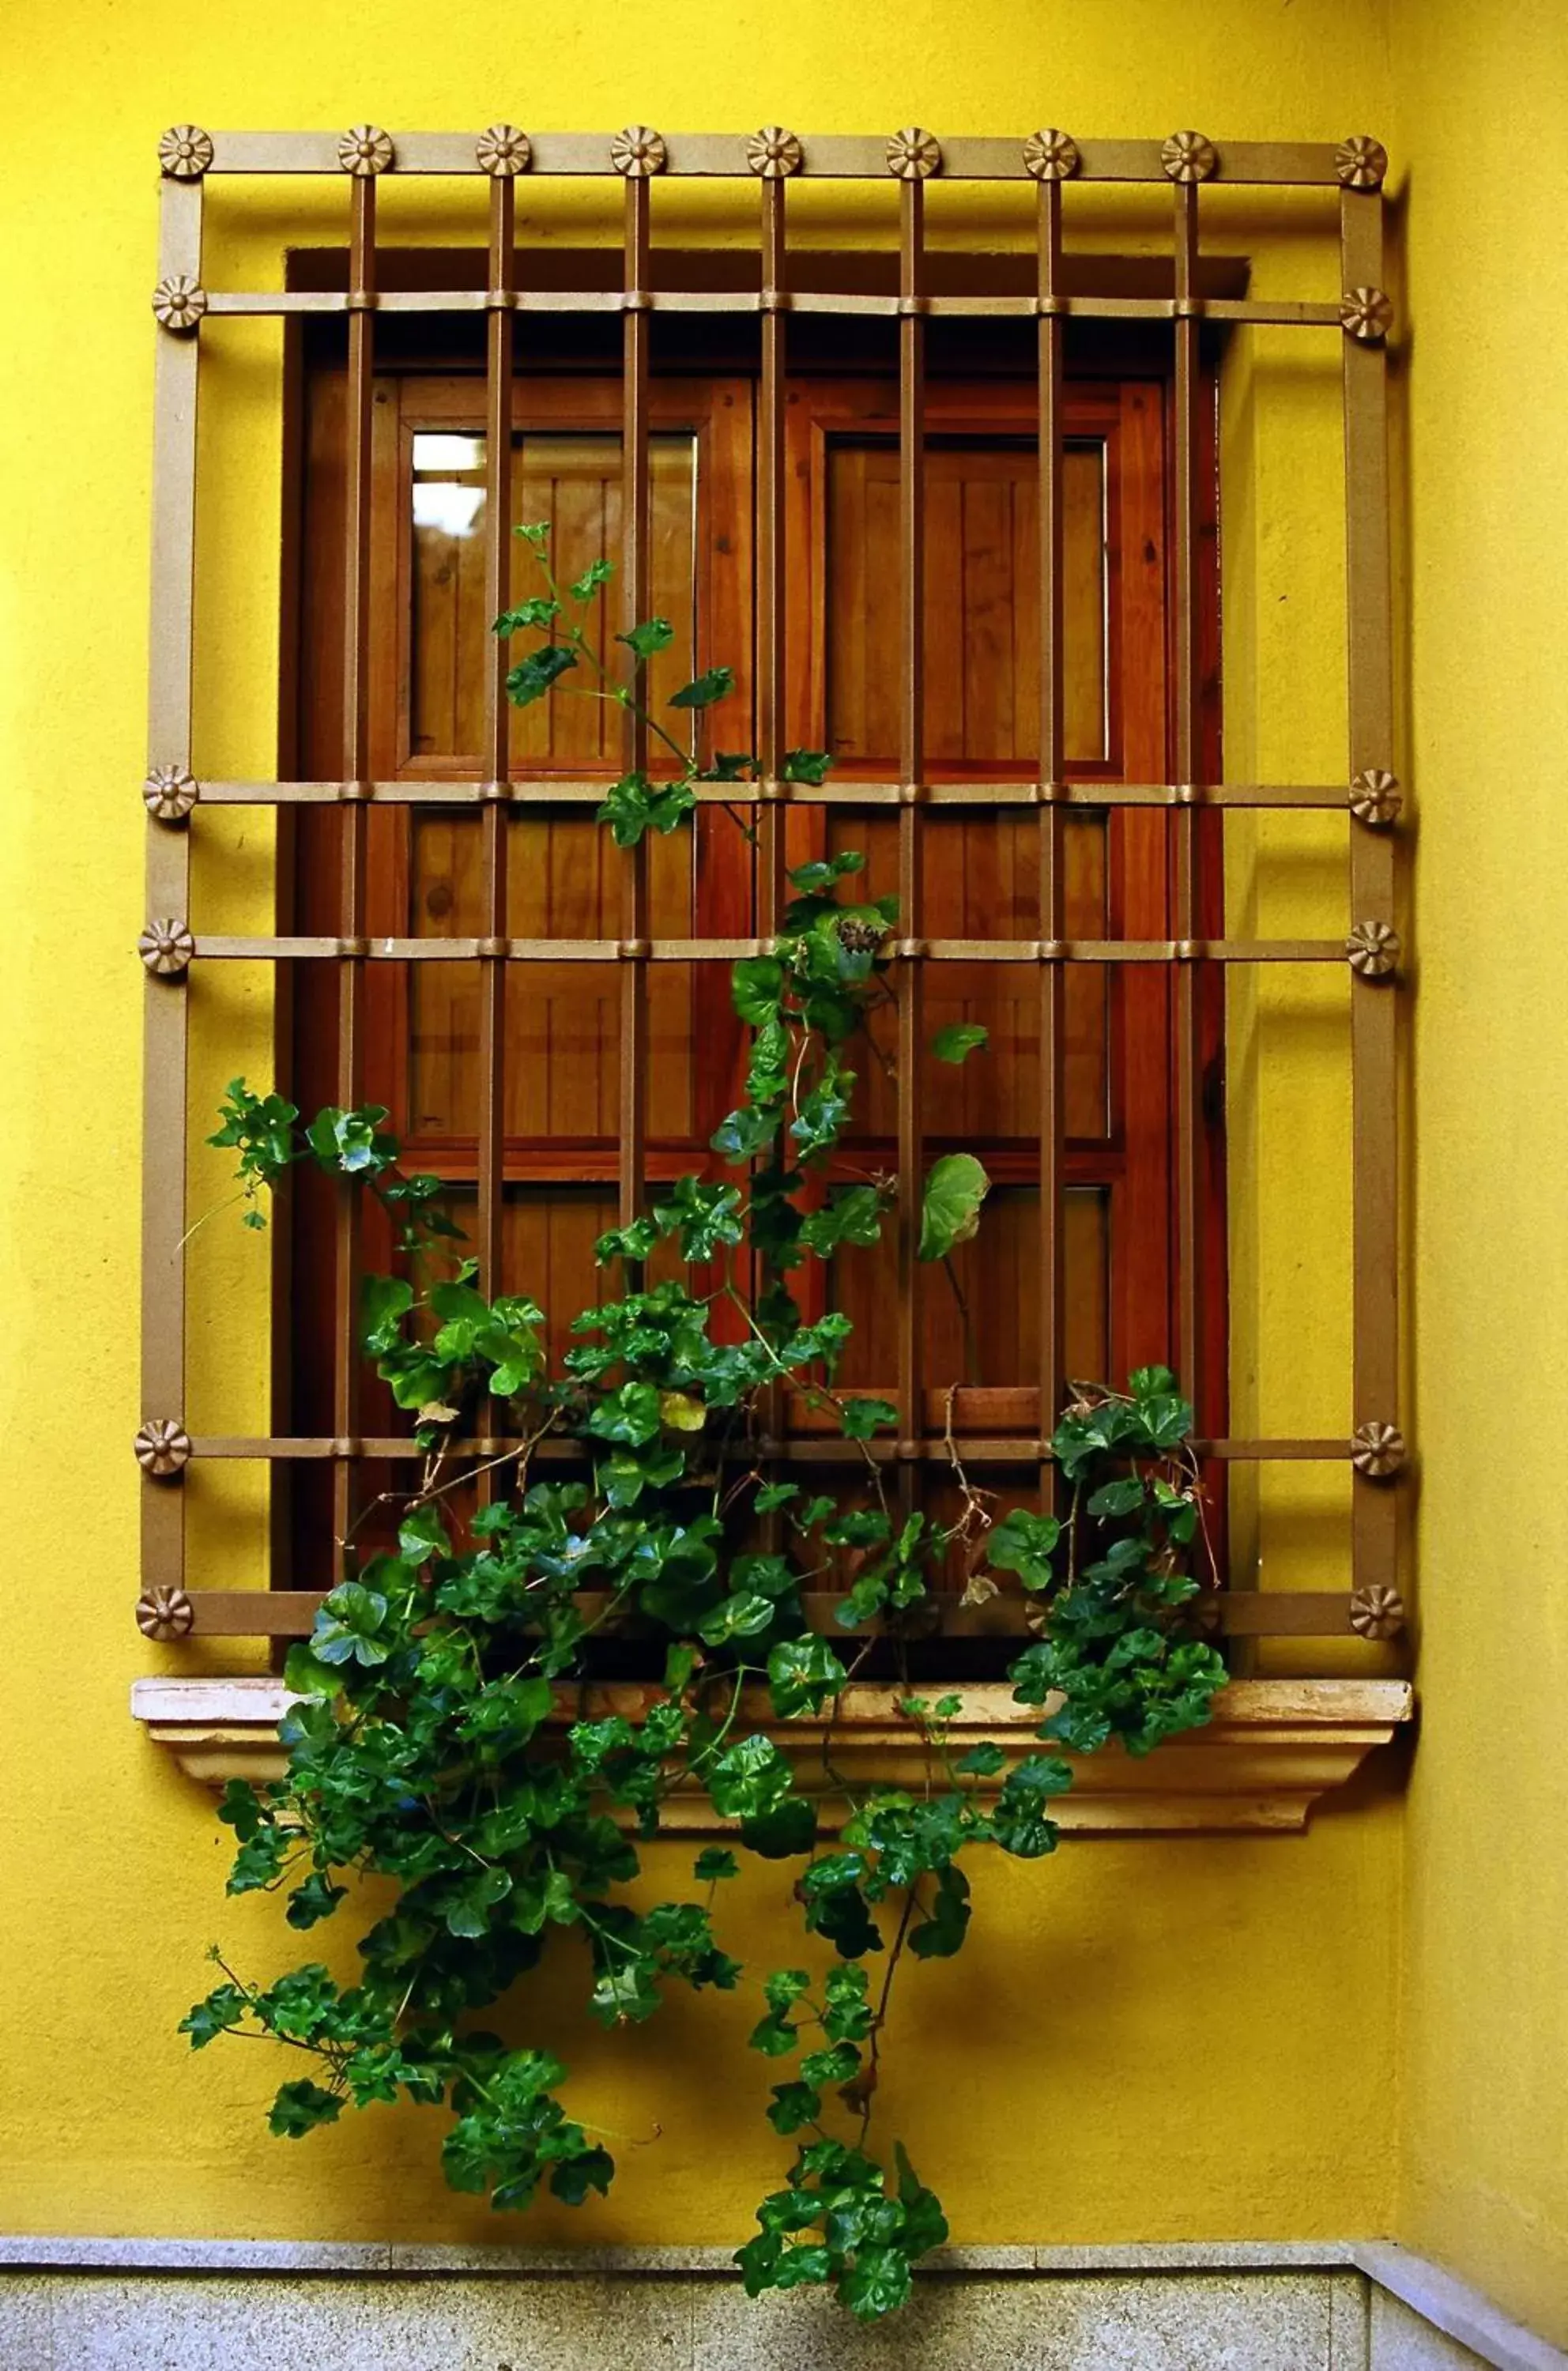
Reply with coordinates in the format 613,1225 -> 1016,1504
183,526 -> 1227,2320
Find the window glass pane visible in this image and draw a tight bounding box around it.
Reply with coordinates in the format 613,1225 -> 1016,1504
405,428 -> 699,1146
410,429 -> 697,763
825,436 -> 1106,770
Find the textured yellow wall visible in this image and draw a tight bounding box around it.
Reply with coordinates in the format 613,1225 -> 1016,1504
1391,0 -> 1568,2346
4,0 -> 1531,2282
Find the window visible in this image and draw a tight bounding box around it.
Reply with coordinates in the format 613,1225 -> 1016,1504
281,309 -> 1225,1605
137,127 -> 1404,1670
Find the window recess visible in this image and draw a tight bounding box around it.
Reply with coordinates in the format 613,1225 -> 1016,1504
136,124 -> 1409,1718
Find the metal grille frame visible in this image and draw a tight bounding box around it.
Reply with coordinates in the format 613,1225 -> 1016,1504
137,123 -> 1405,1656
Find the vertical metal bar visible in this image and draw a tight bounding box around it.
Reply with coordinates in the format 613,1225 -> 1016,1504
896,179 -> 927,1495
1036,172 -> 1067,1478
619,179 -> 652,1232
1341,187 -> 1398,1594
472,172 -> 517,1493
141,172 -> 203,1601
477,175 -> 515,1305
756,172 -> 790,1494
332,175 -> 376,1556
757,177 -> 789,961
1171,181 -> 1204,1412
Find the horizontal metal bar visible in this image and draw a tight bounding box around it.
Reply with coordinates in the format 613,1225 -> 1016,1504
183,933 -> 1349,967
163,1583 -> 1378,1642
190,778 -> 1355,812
204,130 -> 1355,185
201,285 -> 1348,330
920,940 -> 1347,964
186,1431 -> 1359,1462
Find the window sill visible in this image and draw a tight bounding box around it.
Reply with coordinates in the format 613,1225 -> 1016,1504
130,1676 -> 1412,1837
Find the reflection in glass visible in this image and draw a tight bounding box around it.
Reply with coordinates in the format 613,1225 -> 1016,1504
410,430 -> 698,762
406,429 -> 699,1148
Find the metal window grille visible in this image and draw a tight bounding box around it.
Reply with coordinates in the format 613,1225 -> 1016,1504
135,123 -> 1405,1657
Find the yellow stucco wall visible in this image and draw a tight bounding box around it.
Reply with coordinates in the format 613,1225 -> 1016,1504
0,0 -> 1559,2333
1390,0 -> 1568,2347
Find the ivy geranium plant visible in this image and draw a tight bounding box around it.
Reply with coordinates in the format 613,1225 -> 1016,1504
183,526 -> 1226,2320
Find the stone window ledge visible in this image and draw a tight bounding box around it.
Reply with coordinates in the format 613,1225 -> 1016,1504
130,1676 -> 1412,1836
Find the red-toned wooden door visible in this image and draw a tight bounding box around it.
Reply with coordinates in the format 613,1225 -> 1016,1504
781,376 -> 1178,1406
286,356 -> 1219,1577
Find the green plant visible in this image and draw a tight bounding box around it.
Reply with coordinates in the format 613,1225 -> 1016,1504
183,528 -> 1226,2320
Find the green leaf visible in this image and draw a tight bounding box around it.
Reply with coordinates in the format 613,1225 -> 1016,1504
767,2080 -> 823,2135
731,956 -> 785,1026
797,1851 -> 865,1901
590,1956 -> 663,2026
739,1797 -> 817,1858
956,1740 -> 1006,1777
839,1397 -> 899,1441
443,1864 -> 513,1939
908,1861 -> 971,1959
708,1733 -> 792,1823
281,1642 -> 343,1700
570,558 -> 616,601
771,2243 -> 832,2290
304,1103 -> 396,1178
398,1501 -> 450,1565
986,1506 -> 1062,1592
824,1507 -> 891,1550
617,616 -> 675,658
654,1174 -> 745,1263
514,519 -> 551,547
763,1968 -> 812,2013
1087,1476 -> 1148,1518
506,643 -> 579,707
587,1381 -> 664,1448
767,1633 -> 848,1720
492,596 -> 560,634
839,2245 -> 913,2321
990,1754 -> 1072,1858
894,2140 -> 950,2256
311,1581 -> 391,1668
179,1983 -> 250,2049
208,1079 -> 300,1199
669,665 -> 735,711
268,2080 -> 344,2139
694,1846 -> 739,1883
699,749 -> 756,782
799,2039 -> 859,2088
697,1590 -> 777,1645
782,748 -> 834,786
710,1102 -> 781,1163
931,1021 -> 989,1065
596,770 -> 697,848
787,850 -> 865,893
749,2012 -> 801,2058
550,2146 -> 615,2205
822,1964 -> 873,2043
799,1185 -> 884,1258
918,1152 -> 991,1261
285,1871 -> 347,1930
595,1214 -> 661,1265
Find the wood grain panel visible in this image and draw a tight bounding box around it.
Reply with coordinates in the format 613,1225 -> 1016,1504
835,1184 -> 1108,1393
824,439 -> 1105,767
